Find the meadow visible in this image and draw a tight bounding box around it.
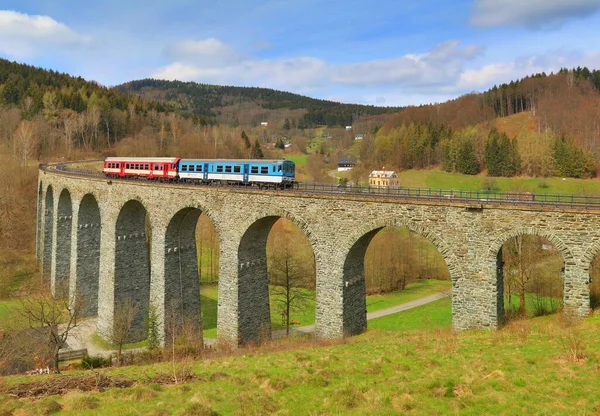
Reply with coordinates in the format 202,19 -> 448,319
200,279 -> 451,338
2,309 -> 599,415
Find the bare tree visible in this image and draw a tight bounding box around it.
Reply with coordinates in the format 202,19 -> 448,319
503,235 -> 544,317
17,284 -> 82,373
13,120 -> 38,166
268,225 -> 313,336
109,300 -> 136,366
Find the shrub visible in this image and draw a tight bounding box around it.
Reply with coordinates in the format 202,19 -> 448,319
81,354 -> 111,369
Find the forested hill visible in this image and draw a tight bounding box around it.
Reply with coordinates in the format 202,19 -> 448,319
0,58 -> 166,118
371,68 -> 600,179
116,79 -> 401,127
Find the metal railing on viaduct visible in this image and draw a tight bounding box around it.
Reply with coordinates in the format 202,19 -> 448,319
48,161 -> 600,211
36,161 -> 600,347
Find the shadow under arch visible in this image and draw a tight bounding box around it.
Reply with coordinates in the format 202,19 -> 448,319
115,199 -> 151,342
488,227 -> 572,324
237,210 -> 318,345
36,182 -> 43,262
581,241 -> 600,309
54,188 -> 73,297
341,217 -> 460,336
43,185 -> 54,281
76,193 -> 101,317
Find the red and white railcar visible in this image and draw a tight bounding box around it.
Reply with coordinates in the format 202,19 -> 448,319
103,157 -> 180,179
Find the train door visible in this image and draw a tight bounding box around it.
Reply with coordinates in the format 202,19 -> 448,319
119,162 -> 125,177
203,163 -> 209,181
243,164 -> 249,184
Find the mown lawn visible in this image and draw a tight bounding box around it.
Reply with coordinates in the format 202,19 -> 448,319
201,279 -> 450,338
4,312 -> 600,415
368,297 -> 452,331
399,169 -> 600,195
284,154 -> 308,166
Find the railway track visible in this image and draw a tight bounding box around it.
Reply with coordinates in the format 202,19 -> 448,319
41,161 -> 600,211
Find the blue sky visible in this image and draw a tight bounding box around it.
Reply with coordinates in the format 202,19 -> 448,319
1,0 -> 600,106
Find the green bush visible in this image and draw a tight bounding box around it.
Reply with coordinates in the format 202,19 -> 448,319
81,354 -> 111,369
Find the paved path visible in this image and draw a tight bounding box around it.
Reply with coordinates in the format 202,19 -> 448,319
63,291 -> 450,354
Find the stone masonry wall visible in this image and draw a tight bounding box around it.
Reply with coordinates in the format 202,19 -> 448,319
38,169 -> 600,346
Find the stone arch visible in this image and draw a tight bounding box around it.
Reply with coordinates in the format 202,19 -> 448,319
488,227 -> 574,266
36,181 -> 43,262
115,199 -> 151,342
340,217 -> 460,336
489,227 -> 571,323
582,241 -> 600,274
163,206 -> 207,341
343,217 -> 464,281
42,185 -> 54,281
236,209 -> 317,345
54,189 -> 73,297
76,193 -> 101,316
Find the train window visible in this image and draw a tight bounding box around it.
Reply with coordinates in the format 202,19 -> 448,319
278,165 -> 282,172
181,165 -> 188,172
217,165 -> 223,173
234,166 -> 241,173
261,166 -> 268,174
251,166 -> 258,174
126,164 -> 130,169
196,165 -> 202,172
225,166 -> 232,173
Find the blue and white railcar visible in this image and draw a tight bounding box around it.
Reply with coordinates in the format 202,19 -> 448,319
178,159 -> 295,187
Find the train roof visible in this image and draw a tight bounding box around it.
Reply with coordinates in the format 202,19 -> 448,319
105,157 -> 180,163
180,159 -> 293,164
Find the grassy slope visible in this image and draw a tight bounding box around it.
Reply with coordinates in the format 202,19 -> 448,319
399,169 -> 600,195
0,299 -> 18,322
4,312 -> 600,415
200,279 -> 451,338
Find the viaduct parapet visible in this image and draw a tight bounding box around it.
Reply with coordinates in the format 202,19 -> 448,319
37,165 -> 600,345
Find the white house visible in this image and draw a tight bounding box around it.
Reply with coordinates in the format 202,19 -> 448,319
345,125 -> 352,130
338,157 -> 355,172
260,121 -> 268,127
354,134 -> 364,140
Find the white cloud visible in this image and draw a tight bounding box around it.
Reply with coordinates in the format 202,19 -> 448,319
153,39 -> 481,92
471,0 -> 600,29
163,38 -> 241,67
0,10 -> 91,58
332,41 -> 483,88
152,38 -> 600,105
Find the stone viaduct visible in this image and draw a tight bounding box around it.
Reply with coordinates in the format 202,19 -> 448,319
37,165 -> 600,346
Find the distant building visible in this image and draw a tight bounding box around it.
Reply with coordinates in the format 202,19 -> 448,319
354,134 -> 364,140
369,169 -> 399,188
345,125 -> 352,130
322,133 -> 333,139
338,157 -> 355,172
260,121 -> 268,127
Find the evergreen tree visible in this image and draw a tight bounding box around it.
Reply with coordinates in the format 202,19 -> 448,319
241,130 -> 251,149
251,139 -> 264,159
456,140 -> 479,175
283,118 -> 290,130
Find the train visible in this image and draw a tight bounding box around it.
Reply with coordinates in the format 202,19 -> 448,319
103,157 -> 296,188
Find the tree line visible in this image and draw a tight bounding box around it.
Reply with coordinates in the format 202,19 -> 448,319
119,78 -> 400,128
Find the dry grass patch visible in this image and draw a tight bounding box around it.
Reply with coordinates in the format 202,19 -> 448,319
62,391 -> 99,410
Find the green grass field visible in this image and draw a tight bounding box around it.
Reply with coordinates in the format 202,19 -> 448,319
284,154 -> 308,166
0,299 -> 19,323
201,279 -> 451,338
369,297 -> 452,331
399,169 -> 600,195
4,312 -> 600,415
